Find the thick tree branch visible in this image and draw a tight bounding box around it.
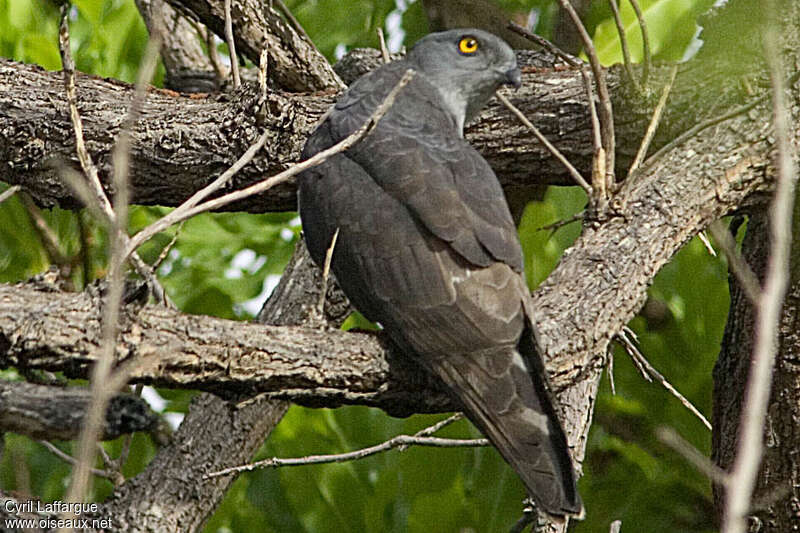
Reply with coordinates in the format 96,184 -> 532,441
0,381 -> 158,441
2,3 -> 797,530
0,68 -> 783,419
0,281 -> 453,415
135,0 -> 222,93
1,51 -> 635,214
163,0 -> 343,91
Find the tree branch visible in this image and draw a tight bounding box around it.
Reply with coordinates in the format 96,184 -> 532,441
0,381 -> 158,441
163,0 -> 343,91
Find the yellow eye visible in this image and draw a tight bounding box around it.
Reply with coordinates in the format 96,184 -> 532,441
458,37 -> 479,55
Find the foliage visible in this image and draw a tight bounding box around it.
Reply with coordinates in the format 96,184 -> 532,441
0,1 -> 726,532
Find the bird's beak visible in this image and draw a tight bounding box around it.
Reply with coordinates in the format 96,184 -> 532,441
504,67 -> 522,90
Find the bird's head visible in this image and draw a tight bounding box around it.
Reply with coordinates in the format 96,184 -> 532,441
407,29 -> 521,134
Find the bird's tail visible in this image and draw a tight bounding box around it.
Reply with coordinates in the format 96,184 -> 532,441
429,323 -> 584,518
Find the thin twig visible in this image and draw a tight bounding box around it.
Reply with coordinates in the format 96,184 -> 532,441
535,211 -> 584,233
722,25 -> 798,533
122,128 -> 270,257
377,27 -> 390,64
316,227 -> 340,318
628,0 -> 651,86
584,65 -> 606,199
223,0 -> 241,89
58,5 -> 112,217
507,21 -> 579,67
505,19 -> 602,200
124,69 -> 417,262
62,33 -> 162,510
37,441 -> 115,481
206,28 -> 228,82
496,93 -> 592,195
697,230 -> 716,257
555,0 -> 616,189
618,327 -> 712,430
627,65 -> 678,179
608,0 -> 639,92
152,221 -> 185,272
57,9 -> 169,305
0,185 -> 21,205
414,413 -> 463,437
116,383 -> 144,475
96,442 -> 114,469
258,48 -> 269,102
607,349 -> 616,395
398,413 -> 464,451
656,427 -> 729,486
708,220 -> 761,304
20,194 -> 69,266
204,434 -> 488,479
274,0 -> 312,45
60,168 -> 111,225
636,92 -> 772,179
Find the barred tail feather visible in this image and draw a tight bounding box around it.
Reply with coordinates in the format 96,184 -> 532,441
430,343 -> 583,517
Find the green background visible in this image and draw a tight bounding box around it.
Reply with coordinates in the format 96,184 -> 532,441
1,1 -> 725,531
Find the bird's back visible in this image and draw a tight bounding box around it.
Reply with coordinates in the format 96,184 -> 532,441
298,35 -> 582,518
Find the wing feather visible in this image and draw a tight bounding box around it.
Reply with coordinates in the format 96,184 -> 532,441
297,56 -> 582,518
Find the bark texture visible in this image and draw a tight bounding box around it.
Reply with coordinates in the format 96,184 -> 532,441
162,0 -> 343,91
1,0 -> 799,531
713,211 -> 800,532
0,380 -> 158,441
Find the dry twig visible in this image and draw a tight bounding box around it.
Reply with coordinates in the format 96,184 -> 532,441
627,65 -> 678,179
38,441 -> 115,481
223,0 -> 241,88
377,27 -> 390,64
628,0 -> 651,86
708,220 -> 761,304
656,427 -> 728,486
123,69 -> 417,262
507,22 -> 579,67
496,93 -> 591,195
0,185 -> 21,205
57,7 -> 169,304
206,28 -> 228,82
505,20 -> 603,202
721,24 -> 798,533
316,227 -> 339,319
205,426 -> 487,479
554,0 -> 616,190
60,25 -> 163,512
608,0 -> 640,92
617,327 -> 712,430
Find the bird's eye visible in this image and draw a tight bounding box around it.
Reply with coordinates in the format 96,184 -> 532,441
458,37 -> 479,55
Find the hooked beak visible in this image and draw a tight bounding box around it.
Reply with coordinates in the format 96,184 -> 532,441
504,67 -> 522,89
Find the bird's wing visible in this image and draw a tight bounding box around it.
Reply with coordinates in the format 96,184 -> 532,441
326,62 -> 524,272
298,61 -> 582,517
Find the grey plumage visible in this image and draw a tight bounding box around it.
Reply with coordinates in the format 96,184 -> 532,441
298,29 -> 582,517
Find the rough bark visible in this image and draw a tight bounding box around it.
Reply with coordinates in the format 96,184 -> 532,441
0,380 -> 158,441
2,0 -> 799,531
135,0 -> 222,93
0,272 -> 453,415
0,48 -> 755,215
713,210 -> 800,531
0,74 -> 789,530
100,242 -> 366,532
163,0 -> 343,92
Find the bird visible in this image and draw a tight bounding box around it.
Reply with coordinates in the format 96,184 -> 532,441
297,29 -> 583,518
